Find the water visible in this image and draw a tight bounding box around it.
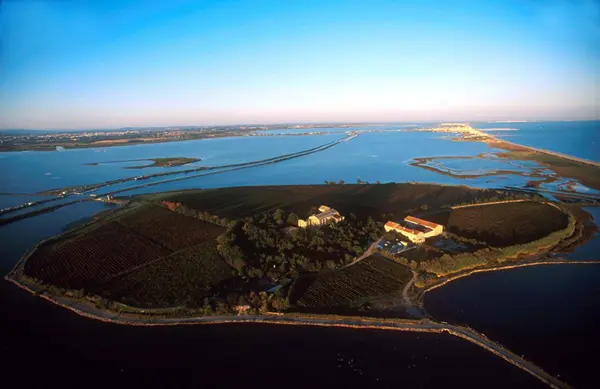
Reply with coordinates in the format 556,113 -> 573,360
0,201 -> 114,272
0,135 -> 336,194
424,264 -> 600,388
2,124 -> 599,205
565,207 -> 600,260
2,130 -> 553,203
1,293 -> 545,389
473,121 -> 600,163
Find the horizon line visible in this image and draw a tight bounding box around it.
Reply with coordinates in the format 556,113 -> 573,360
2,118 -> 599,132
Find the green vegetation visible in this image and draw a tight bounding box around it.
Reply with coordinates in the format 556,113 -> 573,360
426,202 -> 568,247
92,242 -> 232,308
19,184 -> 578,319
23,205 -> 224,290
173,202 -> 382,278
417,210 -> 576,277
24,221 -> 171,289
161,183 -> 528,221
292,255 -> 412,310
118,205 -> 223,250
495,149 -> 600,191
127,157 -> 201,169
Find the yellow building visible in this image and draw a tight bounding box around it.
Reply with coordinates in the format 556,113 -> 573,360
298,206 -> 344,228
384,221 -> 425,244
404,216 -> 444,238
384,216 -> 443,244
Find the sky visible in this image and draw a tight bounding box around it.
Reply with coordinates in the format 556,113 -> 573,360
0,0 -> 598,129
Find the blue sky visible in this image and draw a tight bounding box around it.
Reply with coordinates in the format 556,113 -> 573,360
0,0 -> 598,129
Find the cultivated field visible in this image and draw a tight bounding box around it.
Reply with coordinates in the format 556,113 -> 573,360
24,222 -> 171,289
158,184 -> 528,221
94,242 -> 232,308
427,201 -> 568,247
118,205 -> 224,250
294,255 -> 412,309
23,205 -> 225,291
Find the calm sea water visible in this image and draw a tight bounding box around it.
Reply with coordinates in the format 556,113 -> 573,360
0,130 -> 554,209
565,207 -> 600,261
424,264 -> 600,389
473,121 -> 600,162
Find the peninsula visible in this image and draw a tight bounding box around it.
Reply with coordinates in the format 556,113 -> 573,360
7,183 -> 592,319
8,183 -> 598,388
415,123 -> 600,191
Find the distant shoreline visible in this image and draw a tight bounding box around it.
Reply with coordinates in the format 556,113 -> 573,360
486,137 -> 600,168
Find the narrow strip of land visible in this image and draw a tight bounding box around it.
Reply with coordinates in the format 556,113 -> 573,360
415,260 -> 600,306
4,271 -> 574,389
0,134 -> 356,224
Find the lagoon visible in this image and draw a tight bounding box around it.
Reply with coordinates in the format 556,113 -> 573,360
424,264 -> 600,389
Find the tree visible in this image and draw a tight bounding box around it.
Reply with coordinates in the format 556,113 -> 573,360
273,208 -> 285,224
287,212 -> 299,226
270,295 -> 289,311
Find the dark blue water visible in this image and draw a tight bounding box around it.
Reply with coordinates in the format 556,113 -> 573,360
425,264 -> 600,388
473,121 -> 600,163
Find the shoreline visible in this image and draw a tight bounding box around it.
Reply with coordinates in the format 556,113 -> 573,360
413,259 -> 600,308
6,216 -> 598,389
3,268 -> 572,389
486,137 -> 600,169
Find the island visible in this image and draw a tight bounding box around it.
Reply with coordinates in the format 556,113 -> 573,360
86,157 -> 201,169
8,183 -> 594,317
7,183 -> 597,388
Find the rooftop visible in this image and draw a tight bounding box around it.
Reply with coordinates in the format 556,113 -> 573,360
385,221 -> 422,236
404,216 -> 442,230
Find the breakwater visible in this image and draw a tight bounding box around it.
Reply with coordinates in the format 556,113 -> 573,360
0,134 -> 356,226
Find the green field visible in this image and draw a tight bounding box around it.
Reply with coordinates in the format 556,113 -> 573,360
20,184 -> 571,317
426,202 -> 568,247
159,183 -> 528,221
118,205 -> 224,250
92,242 -> 232,308
292,255 -> 412,310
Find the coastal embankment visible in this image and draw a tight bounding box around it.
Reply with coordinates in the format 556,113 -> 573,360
415,260 -> 600,308
4,269 -> 572,389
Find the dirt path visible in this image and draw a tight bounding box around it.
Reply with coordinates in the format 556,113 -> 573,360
450,199 -> 529,209
339,237 -> 382,270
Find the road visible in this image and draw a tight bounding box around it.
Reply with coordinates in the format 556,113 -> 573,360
339,237 -> 382,269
